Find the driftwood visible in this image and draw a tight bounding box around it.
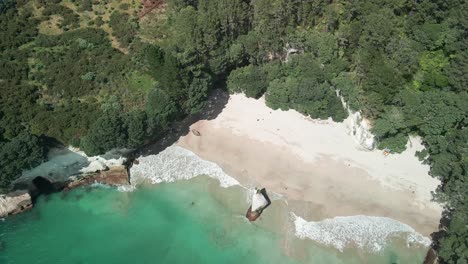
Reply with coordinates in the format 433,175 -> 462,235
191,129 -> 201,136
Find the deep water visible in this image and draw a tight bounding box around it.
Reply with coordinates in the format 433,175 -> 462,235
0,177 -> 426,264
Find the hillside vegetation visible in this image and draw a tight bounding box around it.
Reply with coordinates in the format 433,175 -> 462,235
0,0 -> 466,262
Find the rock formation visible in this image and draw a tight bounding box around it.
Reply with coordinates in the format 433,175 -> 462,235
246,188 -> 271,221
345,111 -> 375,150
339,94 -> 376,150
2,165 -> 130,218
0,191 -> 32,218
65,165 -> 129,190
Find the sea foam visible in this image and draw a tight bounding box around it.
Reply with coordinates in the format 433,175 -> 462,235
129,146 -> 240,188
293,214 -> 431,252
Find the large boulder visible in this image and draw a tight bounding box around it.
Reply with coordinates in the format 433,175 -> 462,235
0,191 -> 32,218
246,188 -> 272,222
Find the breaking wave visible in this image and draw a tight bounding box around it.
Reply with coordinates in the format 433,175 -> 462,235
129,146 -> 240,188
293,214 -> 431,252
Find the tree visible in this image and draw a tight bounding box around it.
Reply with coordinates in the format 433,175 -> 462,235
362,59 -> 403,103
146,88 -> 179,134
438,208 -> 468,264
156,53 -> 190,103
109,11 -> 138,46
446,50 -> 468,92
0,132 -> 46,188
125,111 -> 147,148
401,90 -> 467,137
227,64 -> 268,99
186,74 -> 212,114
0,0 -> 15,14
289,79 -> 347,122
359,8 -> 398,49
372,107 -> 408,139
265,77 -> 296,111
413,50 -> 449,91
80,109 -> 127,156
0,83 -> 40,139
332,72 -> 362,112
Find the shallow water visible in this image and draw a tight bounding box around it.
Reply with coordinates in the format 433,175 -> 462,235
0,177 -> 427,264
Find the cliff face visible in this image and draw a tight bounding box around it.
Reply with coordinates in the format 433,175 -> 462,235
0,191 -> 32,218
339,94 -> 375,150
345,111 -> 375,150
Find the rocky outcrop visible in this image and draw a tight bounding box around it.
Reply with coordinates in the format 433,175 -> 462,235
345,111 -> 375,150
339,94 -> 376,150
2,165 -> 130,219
65,165 -> 129,190
246,188 -> 271,222
0,191 -> 32,218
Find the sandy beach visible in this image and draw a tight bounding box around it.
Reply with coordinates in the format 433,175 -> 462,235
177,94 -> 442,236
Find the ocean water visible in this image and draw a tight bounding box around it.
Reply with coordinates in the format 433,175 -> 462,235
0,176 -> 427,264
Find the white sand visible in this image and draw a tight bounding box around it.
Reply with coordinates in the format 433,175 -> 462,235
205,94 -> 438,199
178,93 -> 442,236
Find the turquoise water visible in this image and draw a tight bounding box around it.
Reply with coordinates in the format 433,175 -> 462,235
0,177 -> 426,264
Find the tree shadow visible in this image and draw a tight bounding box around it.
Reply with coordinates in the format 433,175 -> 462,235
129,89 -> 229,160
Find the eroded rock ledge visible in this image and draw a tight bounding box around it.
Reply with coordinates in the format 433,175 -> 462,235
1,165 -> 129,218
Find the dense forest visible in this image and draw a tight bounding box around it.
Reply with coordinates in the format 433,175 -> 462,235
0,0 -> 466,262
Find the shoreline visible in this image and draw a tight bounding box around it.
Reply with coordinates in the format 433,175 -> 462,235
176,93 -> 442,236
4,92 -> 442,254
128,145 -> 433,256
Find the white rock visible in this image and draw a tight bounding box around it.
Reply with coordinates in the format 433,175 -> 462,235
251,192 -> 268,212
0,191 -> 32,218
339,95 -> 375,150
80,160 -> 108,173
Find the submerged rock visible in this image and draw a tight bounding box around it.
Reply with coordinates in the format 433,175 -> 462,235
0,191 -> 32,218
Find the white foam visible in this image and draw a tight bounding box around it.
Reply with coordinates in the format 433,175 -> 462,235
117,185 -> 136,192
18,147 -> 129,183
69,147 -> 128,173
129,146 -> 239,188
293,214 -> 431,252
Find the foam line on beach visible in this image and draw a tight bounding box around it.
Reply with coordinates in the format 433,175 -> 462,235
129,146 -> 240,188
292,213 -> 431,252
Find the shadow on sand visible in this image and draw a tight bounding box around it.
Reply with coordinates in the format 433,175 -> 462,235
129,89 -> 229,160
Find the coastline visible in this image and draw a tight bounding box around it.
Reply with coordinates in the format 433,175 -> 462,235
177,93 -> 442,236
3,92 -> 442,256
